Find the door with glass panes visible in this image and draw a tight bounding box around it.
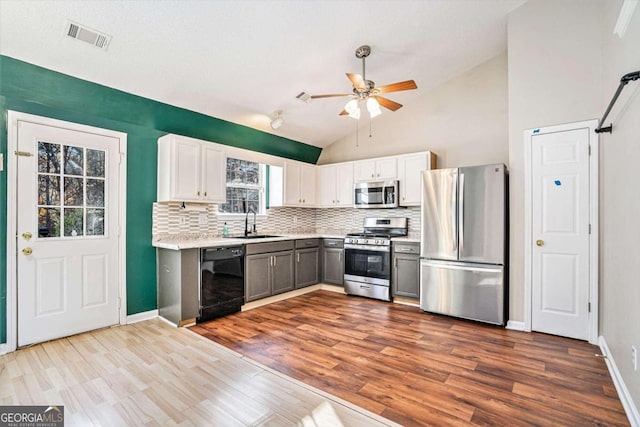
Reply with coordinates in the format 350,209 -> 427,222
16,119 -> 121,346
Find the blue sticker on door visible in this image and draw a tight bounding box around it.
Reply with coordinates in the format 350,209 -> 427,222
554,180 -> 562,186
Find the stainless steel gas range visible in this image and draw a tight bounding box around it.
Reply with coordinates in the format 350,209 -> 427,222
344,217 -> 408,301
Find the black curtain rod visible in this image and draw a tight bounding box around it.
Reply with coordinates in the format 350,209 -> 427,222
595,71 -> 640,133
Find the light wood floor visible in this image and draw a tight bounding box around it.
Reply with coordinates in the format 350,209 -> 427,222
192,290 -> 629,427
0,318 -> 397,426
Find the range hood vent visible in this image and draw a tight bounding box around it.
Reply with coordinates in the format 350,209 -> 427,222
64,20 -> 111,50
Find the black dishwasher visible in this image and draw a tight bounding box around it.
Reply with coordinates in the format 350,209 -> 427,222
198,246 -> 245,322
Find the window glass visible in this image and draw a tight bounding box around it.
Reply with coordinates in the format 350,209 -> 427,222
37,140 -> 107,238
218,158 -> 264,214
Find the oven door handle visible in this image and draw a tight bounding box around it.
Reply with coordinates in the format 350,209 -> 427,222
344,244 -> 390,252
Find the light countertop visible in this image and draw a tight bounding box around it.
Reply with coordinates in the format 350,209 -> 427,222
153,233 -> 347,250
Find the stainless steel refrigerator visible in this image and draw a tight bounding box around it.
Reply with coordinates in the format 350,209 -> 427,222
420,164 -> 507,325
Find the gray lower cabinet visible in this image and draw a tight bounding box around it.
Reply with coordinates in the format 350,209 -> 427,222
157,248 -> 199,326
272,251 -> 295,295
245,240 -> 294,302
295,239 -> 320,289
322,238 -> 344,286
245,254 -> 272,301
392,242 -> 420,300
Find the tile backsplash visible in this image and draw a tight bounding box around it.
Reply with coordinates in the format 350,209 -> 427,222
153,202 -> 421,238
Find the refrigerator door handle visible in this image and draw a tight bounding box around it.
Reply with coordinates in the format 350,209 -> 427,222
459,172 -> 465,254
452,172 -> 458,252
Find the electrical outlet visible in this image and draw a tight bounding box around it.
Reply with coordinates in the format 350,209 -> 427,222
632,345 -> 637,372
198,213 -> 208,225
293,215 -> 298,224
179,215 -> 187,225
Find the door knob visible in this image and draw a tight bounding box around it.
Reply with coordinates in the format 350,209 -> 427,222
22,232 -> 32,240
22,247 -> 33,255
536,240 -> 544,247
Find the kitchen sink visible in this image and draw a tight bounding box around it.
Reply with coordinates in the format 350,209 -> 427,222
225,234 -> 281,239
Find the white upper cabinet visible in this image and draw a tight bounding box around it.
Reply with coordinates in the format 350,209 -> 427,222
398,152 -> 437,206
157,134 -> 226,203
318,162 -> 354,207
354,157 -> 397,181
283,160 -> 316,207
201,143 -> 226,202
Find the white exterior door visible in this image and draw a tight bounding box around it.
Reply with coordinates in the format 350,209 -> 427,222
16,120 -> 121,347
531,127 -> 591,340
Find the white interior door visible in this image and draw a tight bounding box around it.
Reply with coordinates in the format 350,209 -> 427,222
16,120 -> 121,347
531,128 -> 590,340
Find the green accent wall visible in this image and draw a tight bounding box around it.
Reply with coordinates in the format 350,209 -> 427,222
0,55 -> 321,344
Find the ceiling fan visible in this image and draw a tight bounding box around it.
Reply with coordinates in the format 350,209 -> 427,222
309,45 -> 417,119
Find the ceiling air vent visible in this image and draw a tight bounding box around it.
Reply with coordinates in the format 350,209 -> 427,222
64,20 -> 112,50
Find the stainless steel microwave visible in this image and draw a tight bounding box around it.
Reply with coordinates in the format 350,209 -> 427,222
354,180 -> 399,209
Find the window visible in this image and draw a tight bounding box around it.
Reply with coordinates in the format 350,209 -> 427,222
37,141 -> 106,238
218,158 -> 265,214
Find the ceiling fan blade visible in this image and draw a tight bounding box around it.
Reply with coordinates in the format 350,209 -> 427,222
339,109 -> 349,116
310,93 -> 351,99
346,73 -> 366,90
374,96 -> 403,111
377,80 -> 417,93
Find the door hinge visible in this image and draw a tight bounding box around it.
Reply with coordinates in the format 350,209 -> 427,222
15,150 -> 34,157
588,302 -> 591,312
589,224 -> 592,234
118,297 -> 122,310
588,145 -> 591,156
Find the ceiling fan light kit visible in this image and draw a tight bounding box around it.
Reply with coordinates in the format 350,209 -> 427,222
307,44 -> 418,120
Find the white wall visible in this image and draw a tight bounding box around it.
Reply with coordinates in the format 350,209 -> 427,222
600,0 -> 640,412
507,0 -> 603,322
509,0 -> 640,413
318,52 -> 508,168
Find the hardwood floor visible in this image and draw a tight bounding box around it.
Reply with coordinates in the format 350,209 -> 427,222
0,318 -> 395,426
191,290 -> 629,426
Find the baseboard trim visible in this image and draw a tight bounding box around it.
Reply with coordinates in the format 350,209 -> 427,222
126,309 -> 158,324
599,336 -> 640,426
506,320 -> 526,331
0,342 -> 12,356
242,285 -> 323,311
319,284 -> 346,294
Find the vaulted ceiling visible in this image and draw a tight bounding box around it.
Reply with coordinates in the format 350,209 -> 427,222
0,0 -> 525,148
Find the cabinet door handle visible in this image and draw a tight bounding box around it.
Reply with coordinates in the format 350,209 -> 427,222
297,253 -> 300,263
197,191 -> 200,196
338,251 -> 342,262
204,191 -> 207,197
371,173 -> 374,178
394,257 -> 398,267
273,256 -> 277,266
